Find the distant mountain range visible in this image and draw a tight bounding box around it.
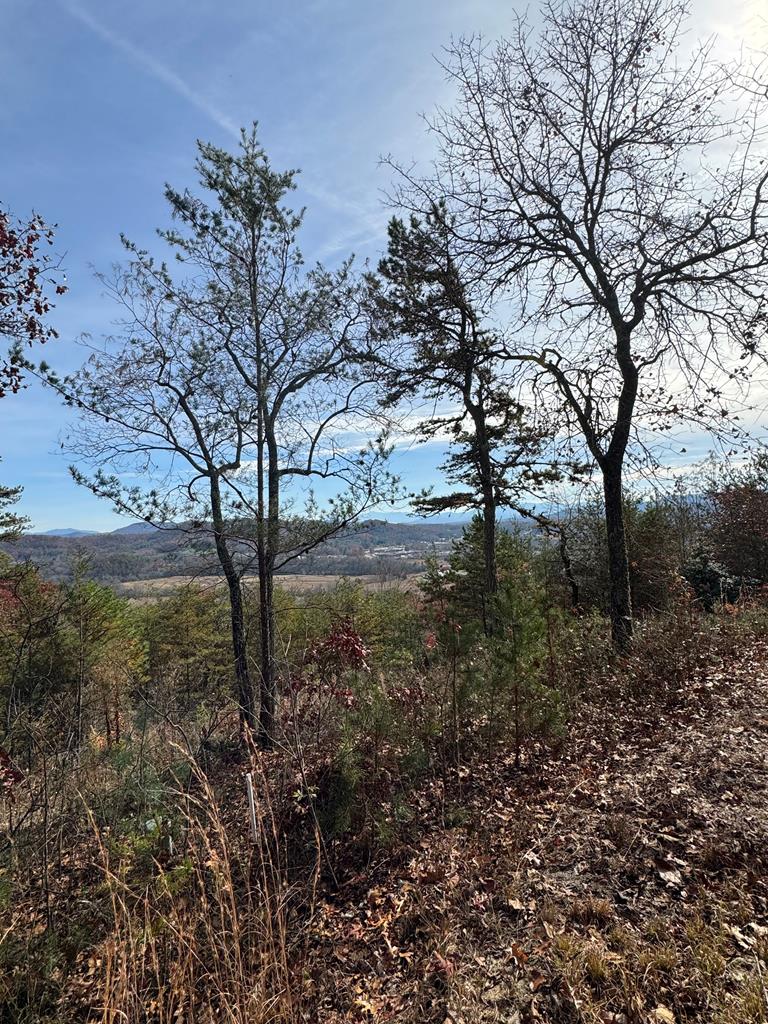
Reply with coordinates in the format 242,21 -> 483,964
41,528 -> 100,537
38,517 -> 474,537
41,523 -> 159,537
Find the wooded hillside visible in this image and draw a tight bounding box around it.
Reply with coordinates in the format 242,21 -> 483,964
3,0 -> 768,1019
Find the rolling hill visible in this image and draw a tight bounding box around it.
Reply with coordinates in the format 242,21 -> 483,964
0,519 -> 481,584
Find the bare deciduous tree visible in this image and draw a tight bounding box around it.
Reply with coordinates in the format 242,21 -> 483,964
393,0 -> 768,648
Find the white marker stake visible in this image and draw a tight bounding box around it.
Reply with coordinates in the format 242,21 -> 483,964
245,771 -> 258,844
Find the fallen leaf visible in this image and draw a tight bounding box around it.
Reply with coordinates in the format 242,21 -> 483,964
651,1006 -> 675,1023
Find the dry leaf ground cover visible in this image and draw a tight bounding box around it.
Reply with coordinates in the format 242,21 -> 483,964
3,621 -> 768,1023
303,636 -> 768,1023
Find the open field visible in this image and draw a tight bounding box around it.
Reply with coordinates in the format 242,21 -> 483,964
115,571 -> 424,598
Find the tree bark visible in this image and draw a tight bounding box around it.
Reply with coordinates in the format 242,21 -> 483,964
209,476 -> 256,735
481,488 -> 498,637
557,525 -> 580,612
257,551 -> 276,747
469,398 -> 498,637
257,428 -> 280,749
602,460 -> 633,651
225,571 -> 255,735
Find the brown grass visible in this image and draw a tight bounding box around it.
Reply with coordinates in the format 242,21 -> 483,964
116,572 -> 423,599
57,755 -> 308,1023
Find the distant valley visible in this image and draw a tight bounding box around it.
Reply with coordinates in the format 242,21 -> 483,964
0,519 -> 489,585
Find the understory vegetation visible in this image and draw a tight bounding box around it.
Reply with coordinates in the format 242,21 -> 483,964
3,0 -> 768,1019
2,479 -> 768,1023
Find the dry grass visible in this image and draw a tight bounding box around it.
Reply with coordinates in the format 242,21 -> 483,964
2,612 -> 768,1022
116,573 -> 423,600
86,762 -> 300,1023
3,751 -> 310,1023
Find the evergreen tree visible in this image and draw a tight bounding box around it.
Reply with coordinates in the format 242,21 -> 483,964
0,469 -> 28,542
57,129 -> 399,744
373,207 -> 561,635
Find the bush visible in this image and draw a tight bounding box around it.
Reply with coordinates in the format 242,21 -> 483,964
682,551 -> 741,611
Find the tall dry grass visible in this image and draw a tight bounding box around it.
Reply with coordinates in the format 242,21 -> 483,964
78,754 -> 308,1024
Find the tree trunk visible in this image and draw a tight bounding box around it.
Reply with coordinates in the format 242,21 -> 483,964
257,550 -> 276,748
481,491 -> 498,636
225,571 -> 255,735
257,437 -> 280,749
471,402 -> 498,637
602,460 -> 633,651
557,525 -> 580,612
209,476 -> 256,736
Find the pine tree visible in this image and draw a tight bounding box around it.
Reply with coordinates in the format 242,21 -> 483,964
374,206 -> 561,634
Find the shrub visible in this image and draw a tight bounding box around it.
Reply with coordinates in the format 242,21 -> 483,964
683,550 -> 741,610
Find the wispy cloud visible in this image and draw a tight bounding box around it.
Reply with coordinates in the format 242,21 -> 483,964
59,1 -> 240,139
301,177 -> 388,259
59,0 -> 388,261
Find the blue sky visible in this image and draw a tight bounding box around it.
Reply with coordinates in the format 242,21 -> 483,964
0,0 -> 764,531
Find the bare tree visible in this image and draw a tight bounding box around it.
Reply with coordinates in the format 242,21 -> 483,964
57,130 -> 398,745
393,0 -> 768,648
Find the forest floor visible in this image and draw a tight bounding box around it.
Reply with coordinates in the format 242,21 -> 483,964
6,631 -> 768,1022
302,638 -> 768,1022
